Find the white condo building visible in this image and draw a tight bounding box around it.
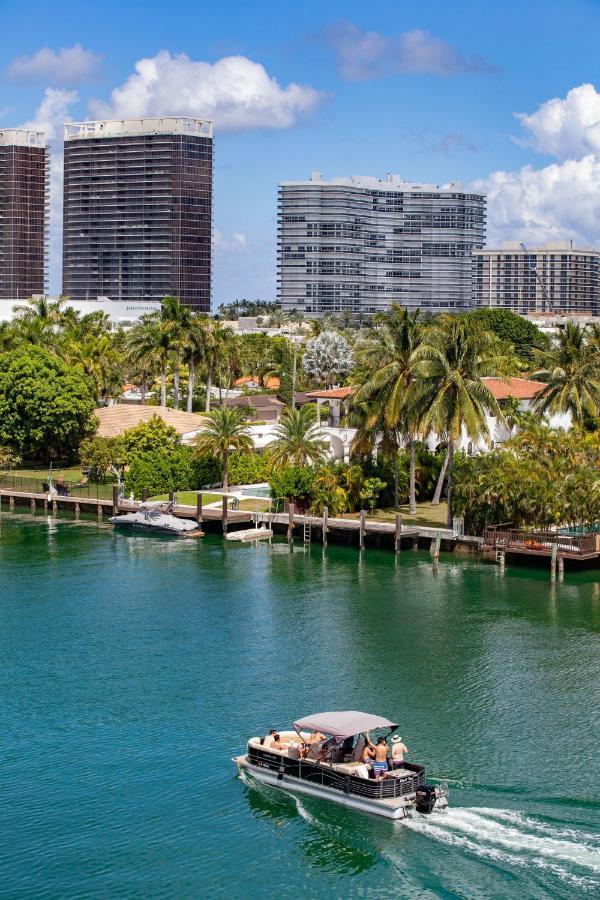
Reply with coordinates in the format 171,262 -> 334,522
278,173 -> 486,317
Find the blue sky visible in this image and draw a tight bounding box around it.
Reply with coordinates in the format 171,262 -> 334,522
1,0 -> 599,306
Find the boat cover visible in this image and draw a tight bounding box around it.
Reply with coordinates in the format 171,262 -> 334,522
294,711 -> 398,740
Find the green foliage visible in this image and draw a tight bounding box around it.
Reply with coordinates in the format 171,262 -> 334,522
0,347 -> 96,460
120,415 -> 180,461
452,427 -> 600,533
126,446 -> 194,498
359,477 -> 387,511
79,435 -> 124,482
268,464 -> 315,510
191,451 -> 222,488
468,308 -> 548,361
228,452 -> 270,486
0,446 -> 21,471
310,467 -> 350,516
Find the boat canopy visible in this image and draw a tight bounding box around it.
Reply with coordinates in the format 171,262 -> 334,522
294,711 -> 398,741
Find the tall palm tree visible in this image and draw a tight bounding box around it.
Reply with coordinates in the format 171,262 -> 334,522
125,314 -> 171,406
268,404 -> 329,467
412,315 -> 504,527
203,321 -> 230,412
161,296 -> 191,409
353,306 -> 423,512
533,322 -> 600,425
183,314 -> 212,413
194,406 -> 254,491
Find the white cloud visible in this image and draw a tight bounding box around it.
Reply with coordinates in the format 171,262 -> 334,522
6,44 -> 102,85
474,155 -> 600,249
19,87 -> 78,140
90,51 -> 324,132
213,230 -> 248,254
515,83 -> 600,161
323,22 -> 497,81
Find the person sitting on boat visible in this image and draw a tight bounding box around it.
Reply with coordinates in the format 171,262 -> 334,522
391,735 -> 408,769
263,729 -> 277,749
367,735 -> 390,779
271,732 -> 290,751
307,730 -> 325,745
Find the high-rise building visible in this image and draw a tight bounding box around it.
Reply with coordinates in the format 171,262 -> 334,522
0,128 -> 48,300
62,117 -> 213,309
278,173 -> 486,316
472,242 -> 600,316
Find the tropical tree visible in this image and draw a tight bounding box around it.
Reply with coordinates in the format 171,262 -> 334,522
412,316 -> 506,527
161,296 -> 192,409
125,314 -> 171,406
302,330 -> 353,388
533,322 -> 600,425
194,406 -> 254,491
268,404 -> 329,467
352,306 -> 423,513
184,314 -> 213,413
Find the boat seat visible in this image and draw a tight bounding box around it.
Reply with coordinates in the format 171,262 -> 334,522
331,761 -> 366,776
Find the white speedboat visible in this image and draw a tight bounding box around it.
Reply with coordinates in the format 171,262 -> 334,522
109,501 -> 200,536
233,710 -> 448,820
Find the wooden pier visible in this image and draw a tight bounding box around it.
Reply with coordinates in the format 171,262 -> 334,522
483,525 -> 600,563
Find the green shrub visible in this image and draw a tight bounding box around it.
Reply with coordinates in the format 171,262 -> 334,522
228,452 -> 270,486
268,464 -> 315,510
191,451 -> 222,488
120,415 -> 180,461
126,446 -> 194,498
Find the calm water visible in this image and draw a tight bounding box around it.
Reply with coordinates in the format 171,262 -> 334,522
1,513 -> 599,898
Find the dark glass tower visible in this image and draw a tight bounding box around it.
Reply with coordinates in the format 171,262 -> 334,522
0,128 -> 48,300
62,117 -> 213,310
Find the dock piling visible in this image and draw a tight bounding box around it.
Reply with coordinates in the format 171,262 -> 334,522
287,503 -> 295,544
551,544 -> 558,581
431,531 -> 441,564
30,497 -> 36,512
141,488 -> 148,502
558,555 -> 565,582
112,485 -> 119,517
75,503 -> 80,520
196,493 -> 203,528
322,506 -> 328,547
9,495 -> 14,510
359,510 -> 366,551
222,495 -> 228,536
97,503 -> 102,521
394,514 -> 402,553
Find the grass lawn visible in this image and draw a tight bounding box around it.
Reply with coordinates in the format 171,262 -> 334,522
12,463 -> 87,480
342,501 -> 449,529
150,492 -> 222,505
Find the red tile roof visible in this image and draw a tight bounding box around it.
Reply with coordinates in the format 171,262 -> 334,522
482,377 -> 546,400
306,387 -> 355,400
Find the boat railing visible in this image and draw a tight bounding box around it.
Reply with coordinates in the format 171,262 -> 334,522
296,761 -> 421,799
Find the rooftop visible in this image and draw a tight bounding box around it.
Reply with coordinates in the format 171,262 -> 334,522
483,377 -> 546,401
280,172 -> 478,195
96,405 -> 206,438
0,128 -> 46,148
64,117 -> 213,141
306,387 -> 355,400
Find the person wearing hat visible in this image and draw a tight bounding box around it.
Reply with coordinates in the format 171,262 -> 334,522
391,735 -> 408,769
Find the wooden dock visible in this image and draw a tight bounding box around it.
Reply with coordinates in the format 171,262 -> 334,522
483,525 -> 600,562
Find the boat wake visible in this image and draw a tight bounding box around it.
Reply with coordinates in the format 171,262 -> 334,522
403,806 -> 600,890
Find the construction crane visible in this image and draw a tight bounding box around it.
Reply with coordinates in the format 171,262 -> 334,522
520,242 -> 554,313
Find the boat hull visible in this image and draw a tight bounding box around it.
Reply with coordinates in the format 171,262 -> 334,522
235,756 -> 412,820
108,516 -> 199,536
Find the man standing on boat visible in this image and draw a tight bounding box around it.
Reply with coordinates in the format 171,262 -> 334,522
391,735 -> 409,769
366,734 -> 390,778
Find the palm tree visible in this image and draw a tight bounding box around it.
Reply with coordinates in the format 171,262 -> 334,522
183,314 -> 212,413
533,322 -> 600,425
125,314 -> 171,406
269,404 -> 329,467
194,406 -> 254,491
161,296 -> 191,409
412,316 -> 504,527
353,306 -> 422,512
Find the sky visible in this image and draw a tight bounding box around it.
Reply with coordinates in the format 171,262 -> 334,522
1,0 -> 599,307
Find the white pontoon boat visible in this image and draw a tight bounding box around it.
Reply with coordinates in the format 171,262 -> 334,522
233,710 -> 448,820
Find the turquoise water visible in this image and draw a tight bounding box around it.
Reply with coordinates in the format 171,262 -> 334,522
1,512 -> 599,898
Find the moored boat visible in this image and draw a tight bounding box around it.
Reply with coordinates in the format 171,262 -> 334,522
109,501 -> 201,536
233,710 -> 448,820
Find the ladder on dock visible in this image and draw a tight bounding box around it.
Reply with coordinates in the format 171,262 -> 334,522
303,516 -> 314,544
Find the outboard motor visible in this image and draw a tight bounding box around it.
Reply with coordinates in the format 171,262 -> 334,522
415,784 -> 437,814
